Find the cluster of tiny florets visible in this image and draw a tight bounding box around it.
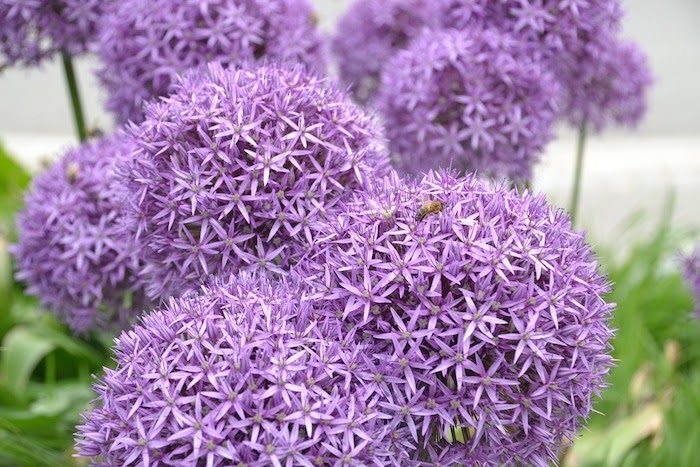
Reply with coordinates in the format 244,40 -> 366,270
378,29 -> 558,180
11,135 -> 147,334
439,0 -> 624,60
331,0 -> 442,104
558,34 -> 653,132
97,0 -> 326,123
117,61 -> 389,301
683,250 -> 700,321
75,273 -> 404,466
0,0 -> 107,66
303,170 -> 615,465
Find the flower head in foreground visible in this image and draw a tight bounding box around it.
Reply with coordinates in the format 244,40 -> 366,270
303,170 -> 615,465
378,29 -> 558,181
439,0 -> 623,61
331,0 -> 442,104
558,34 -> 653,132
0,0 -> 107,66
683,249 -> 700,321
117,61 -> 389,301
98,0 -> 326,123
75,273 -> 405,465
11,135 -> 147,334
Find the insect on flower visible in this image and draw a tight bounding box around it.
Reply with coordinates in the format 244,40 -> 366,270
415,200 -> 444,221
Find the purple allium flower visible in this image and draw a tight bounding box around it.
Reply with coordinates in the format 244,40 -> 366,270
303,170 -> 615,465
97,0 -> 326,124
558,34 -> 653,132
439,0 -> 623,60
682,249 -> 700,320
117,61 -> 389,301
0,0 -> 107,66
377,28 -> 558,181
75,273 -> 405,466
11,135 -> 147,334
331,0 -> 442,104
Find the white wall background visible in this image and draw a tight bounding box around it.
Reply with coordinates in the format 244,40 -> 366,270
0,0 -> 698,247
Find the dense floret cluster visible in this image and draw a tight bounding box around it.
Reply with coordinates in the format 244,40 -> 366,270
75,273 -> 404,466
0,0 -> 107,66
439,0 -> 623,60
331,0 -> 442,104
378,29 -> 558,180
97,0 -> 326,123
11,135 -> 147,334
559,34 -> 653,132
303,170 -> 615,464
117,61 -> 389,301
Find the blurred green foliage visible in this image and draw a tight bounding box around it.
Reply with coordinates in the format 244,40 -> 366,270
0,143 -> 698,466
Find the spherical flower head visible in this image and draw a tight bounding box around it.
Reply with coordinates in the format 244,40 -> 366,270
97,0 -> 326,124
683,249 -> 700,321
11,134 -> 148,334
439,0 -> 624,60
331,0 -> 442,105
303,170 -> 615,464
0,0 -> 107,66
75,272 -> 405,465
378,28 -> 558,181
117,61 -> 390,301
559,34 -> 653,132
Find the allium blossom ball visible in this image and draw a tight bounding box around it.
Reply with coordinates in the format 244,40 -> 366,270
331,0 -> 442,104
683,249 -> 700,321
97,0 -> 326,123
11,135 -> 147,334
75,273 -> 404,466
559,34 -> 653,132
117,61 -> 390,301
439,0 -> 623,60
378,29 -> 558,181
304,170 -> 615,465
0,0 -> 107,66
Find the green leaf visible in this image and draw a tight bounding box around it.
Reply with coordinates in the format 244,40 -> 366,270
0,142 -> 31,235
0,327 -> 56,397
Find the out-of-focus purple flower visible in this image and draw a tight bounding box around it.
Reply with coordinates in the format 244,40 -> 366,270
11,134 -> 147,334
331,0 -> 442,104
302,170 -> 615,465
559,34 -> 653,132
683,249 -> 700,320
439,0 -> 623,60
116,61 -> 389,301
0,0 -> 107,66
75,273 -> 406,465
377,28 -> 558,181
97,0 -> 326,124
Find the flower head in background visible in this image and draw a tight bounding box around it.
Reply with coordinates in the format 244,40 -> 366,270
331,0 -> 442,104
97,0 -> 326,123
559,34 -> 653,132
683,249 -> 700,321
75,273 -> 405,465
378,29 -> 558,181
117,61 -> 389,301
0,0 -> 107,66
439,0 -> 623,60
303,170 -> 615,464
11,134 -> 147,334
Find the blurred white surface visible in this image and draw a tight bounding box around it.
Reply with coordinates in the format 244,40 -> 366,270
0,0 -> 698,245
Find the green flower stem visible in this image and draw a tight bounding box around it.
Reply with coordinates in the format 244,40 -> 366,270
569,121 -> 587,227
61,51 -> 87,142
45,352 -> 56,386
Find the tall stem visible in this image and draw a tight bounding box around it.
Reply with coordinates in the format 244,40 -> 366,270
61,51 -> 87,142
569,121 -> 587,227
